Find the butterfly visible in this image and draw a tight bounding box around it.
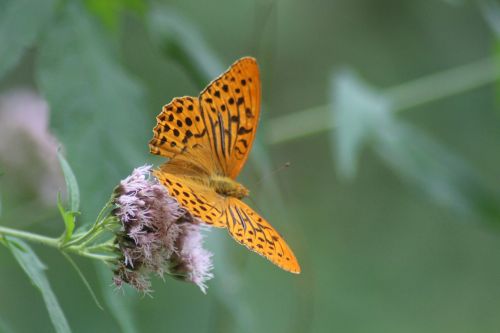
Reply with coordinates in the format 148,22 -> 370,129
149,57 -> 300,273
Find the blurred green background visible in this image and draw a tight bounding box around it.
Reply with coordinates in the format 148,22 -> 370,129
1,0 -> 500,332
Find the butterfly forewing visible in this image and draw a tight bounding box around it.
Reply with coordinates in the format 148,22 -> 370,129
150,97 -> 211,160
198,57 -> 261,178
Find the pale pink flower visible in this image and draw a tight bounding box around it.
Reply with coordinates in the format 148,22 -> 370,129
112,166 -> 214,293
0,89 -> 63,205
170,224 -> 214,293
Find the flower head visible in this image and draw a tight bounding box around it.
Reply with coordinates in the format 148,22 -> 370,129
112,165 -> 213,293
169,223 -> 214,293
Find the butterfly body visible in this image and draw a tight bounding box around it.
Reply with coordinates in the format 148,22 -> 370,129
150,57 -> 301,273
210,175 -> 249,199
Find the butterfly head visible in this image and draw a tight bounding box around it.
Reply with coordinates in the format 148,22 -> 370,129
210,175 -> 249,200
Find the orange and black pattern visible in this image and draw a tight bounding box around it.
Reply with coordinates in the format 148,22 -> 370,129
149,57 -> 300,273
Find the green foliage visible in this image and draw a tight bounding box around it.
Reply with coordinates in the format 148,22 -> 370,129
57,195 -> 76,243
331,69 -> 390,178
0,0 -> 500,332
147,4 -> 223,86
37,0 -> 149,217
480,0 -> 500,105
0,0 -> 56,80
479,0 -> 500,37
4,238 -> 71,333
57,150 -> 80,213
57,151 -> 80,242
85,0 -> 146,31
331,70 -> 500,223
61,253 -> 103,310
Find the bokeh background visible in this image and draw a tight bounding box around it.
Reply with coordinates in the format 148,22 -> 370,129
1,0 -> 500,332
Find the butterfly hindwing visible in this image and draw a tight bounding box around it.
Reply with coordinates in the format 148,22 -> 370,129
154,170 -> 226,228
198,57 -> 261,178
156,169 -> 301,273
225,199 -> 300,273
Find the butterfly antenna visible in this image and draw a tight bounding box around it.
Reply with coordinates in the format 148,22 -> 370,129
248,161 -> 290,210
254,162 -> 291,188
247,195 -> 259,208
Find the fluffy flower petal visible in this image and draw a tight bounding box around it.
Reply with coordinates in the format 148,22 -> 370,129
112,165 -> 214,293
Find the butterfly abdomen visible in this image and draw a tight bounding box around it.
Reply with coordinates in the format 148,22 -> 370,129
209,175 -> 249,199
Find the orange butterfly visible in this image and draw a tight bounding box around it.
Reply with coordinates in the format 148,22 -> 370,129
149,57 -> 300,273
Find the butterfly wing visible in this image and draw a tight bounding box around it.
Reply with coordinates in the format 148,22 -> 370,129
197,57 -> 261,178
154,169 -> 226,228
155,168 -> 300,273
149,96 -> 213,161
149,57 -> 261,179
224,198 -> 300,273
150,58 -> 300,273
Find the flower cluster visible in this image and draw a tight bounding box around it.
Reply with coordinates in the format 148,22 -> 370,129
112,166 -> 213,293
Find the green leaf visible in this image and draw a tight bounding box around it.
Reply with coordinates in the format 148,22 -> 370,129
479,0 -> 500,38
84,0 -> 146,31
56,150 -> 79,240
330,69 -> 392,178
331,69 -> 500,224
147,4 -> 223,86
480,0 -> 500,105
374,123 -> 500,222
4,237 -> 71,333
0,187 -> 3,219
37,1 -> 149,218
57,150 -> 80,212
0,0 -> 56,80
57,194 -> 76,242
62,252 -> 103,310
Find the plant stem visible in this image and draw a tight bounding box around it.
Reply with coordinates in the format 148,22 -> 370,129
0,226 -> 59,248
68,225 -> 104,248
265,57 -> 500,145
76,252 -> 117,262
264,105 -> 331,145
384,57 -> 500,110
64,215 -> 116,248
0,225 -> 118,262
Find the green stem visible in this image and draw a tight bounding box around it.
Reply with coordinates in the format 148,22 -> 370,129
76,252 -> 117,262
266,57 -> 500,145
94,195 -> 115,224
384,57 -> 500,110
85,240 -> 116,252
264,105 -> 331,145
72,225 -> 105,248
64,216 -> 116,248
63,227 -> 97,247
0,226 -> 59,248
0,225 -> 118,262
